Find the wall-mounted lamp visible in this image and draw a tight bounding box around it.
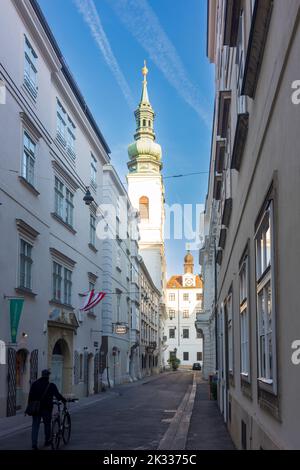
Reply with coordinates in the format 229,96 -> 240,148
83,187 -> 94,206
22,332 -> 28,338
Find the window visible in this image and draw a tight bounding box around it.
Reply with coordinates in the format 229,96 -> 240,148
197,352 -> 202,361
226,294 -> 233,374
67,118 -> 76,158
64,268 -> 72,305
65,189 -> 74,227
22,131 -> 36,186
169,328 -> 175,339
196,293 -> 202,301
183,352 -> 189,361
54,177 -> 74,228
56,100 -> 66,143
183,329 -> 189,339
52,262 -> 62,302
56,99 -> 76,156
197,331 -> 202,339
19,240 -> 33,289
255,200 -> 276,388
139,196 -> 149,219
52,262 -> 72,305
169,293 -> 175,301
240,252 -> 250,377
183,310 -> 189,319
183,293 -> 189,302
169,310 -> 175,320
24,36 -> 37,97
90,214 -> 96,246
91,154 -> 97,188
55,177 -> 64,219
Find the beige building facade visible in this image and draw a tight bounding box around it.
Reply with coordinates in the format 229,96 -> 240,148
203,0 -> 300,450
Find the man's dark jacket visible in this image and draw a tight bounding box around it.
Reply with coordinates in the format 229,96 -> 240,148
28,377 -> 66,413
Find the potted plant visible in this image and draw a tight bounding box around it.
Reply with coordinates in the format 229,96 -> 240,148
167,357 -> 181,371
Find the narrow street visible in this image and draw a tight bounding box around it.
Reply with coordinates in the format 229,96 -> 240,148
0,371 -> 234,451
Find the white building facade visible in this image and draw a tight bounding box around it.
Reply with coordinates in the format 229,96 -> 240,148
201,0 -> 300,450
0,0 -> 141,417
164,252 -> 203,368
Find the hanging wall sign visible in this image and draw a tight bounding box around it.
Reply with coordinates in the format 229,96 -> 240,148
115,324 -> 128,335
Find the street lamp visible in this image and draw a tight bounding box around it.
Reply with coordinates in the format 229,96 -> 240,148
83,187 -> 94,205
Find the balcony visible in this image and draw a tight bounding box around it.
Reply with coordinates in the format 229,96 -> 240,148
242,0 -> 273,98
223,0 -> 242,47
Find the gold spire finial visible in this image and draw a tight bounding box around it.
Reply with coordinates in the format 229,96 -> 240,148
142,60 -> 148,79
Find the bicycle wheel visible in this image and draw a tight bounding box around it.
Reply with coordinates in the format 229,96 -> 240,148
51,418 -> 61,450
62,412 -> 71,445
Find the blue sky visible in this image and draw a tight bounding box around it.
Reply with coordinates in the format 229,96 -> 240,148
38,0 -> 214,277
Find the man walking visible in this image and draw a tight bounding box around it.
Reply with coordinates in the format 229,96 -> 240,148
27,369 -> 66,450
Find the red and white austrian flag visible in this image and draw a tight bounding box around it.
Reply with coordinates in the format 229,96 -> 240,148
80,290 -> 106,312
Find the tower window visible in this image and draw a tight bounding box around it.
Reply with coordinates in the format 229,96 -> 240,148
143,119 -> 146,127
139,196 -> 149,219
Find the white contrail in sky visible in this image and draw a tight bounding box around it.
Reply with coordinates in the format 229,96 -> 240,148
106,0 -> 212,126
74,0 -> 135,109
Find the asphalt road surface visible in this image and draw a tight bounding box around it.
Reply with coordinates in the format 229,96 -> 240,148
0,371 -> 194,450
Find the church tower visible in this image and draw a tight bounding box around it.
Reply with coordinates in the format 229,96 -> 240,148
127,62 -> 166,292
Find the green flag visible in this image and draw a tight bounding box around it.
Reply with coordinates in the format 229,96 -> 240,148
9,298 -> 24,343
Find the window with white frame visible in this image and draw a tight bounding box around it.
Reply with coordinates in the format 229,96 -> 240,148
64,268 -> 72,305
183,293 -> 189,301
65,189 -> 74,226
56,100 -> 66,143
169,293 -> 175,301
183,310 -> 189,319
54,177 -> 64,219
19,239 -> 33,289
54,177 -> 74,228
52,261 -> 72,305
91,154 -> 97,188
169,328 -> 175,339
66,118 -> 76,158
169,309 -> 175,320
182,329 -> 189,339
183,352 -> 189,361
22,131 -> 36,186
255,200 -> 276,388
90,214 -> 96,246
52,262 -> 62,302
227,293 -> 233,374
240,252 -> 250,377
24,36 -> 37,98
56,99 -> 76,156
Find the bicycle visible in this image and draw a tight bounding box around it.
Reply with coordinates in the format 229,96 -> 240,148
51,398 -> 78,450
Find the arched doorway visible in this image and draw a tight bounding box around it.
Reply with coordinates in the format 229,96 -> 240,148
16,349 -> 30,410
51,339 -> 70,394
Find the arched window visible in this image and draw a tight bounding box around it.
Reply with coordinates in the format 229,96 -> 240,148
142,119 -> 146,127
139,196 -> 149,219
